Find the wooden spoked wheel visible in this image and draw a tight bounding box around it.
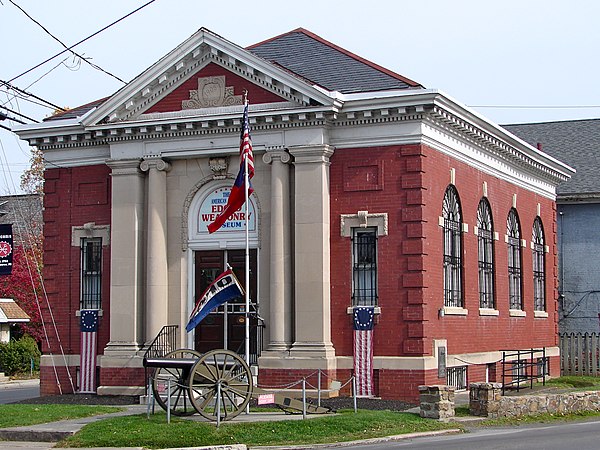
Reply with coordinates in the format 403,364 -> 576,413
188,349 -> 253,421
151,349 -> 201,416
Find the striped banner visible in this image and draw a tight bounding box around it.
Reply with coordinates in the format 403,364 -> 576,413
353,306 -> 375,397
80,309 -> 99,393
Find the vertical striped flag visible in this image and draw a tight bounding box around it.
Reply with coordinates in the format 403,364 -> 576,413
207,102 -> 254,233
80,309 -> 99,393
353,306 -> 375,397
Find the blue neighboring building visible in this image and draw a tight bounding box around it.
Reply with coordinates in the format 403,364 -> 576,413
505,119 -> 600,333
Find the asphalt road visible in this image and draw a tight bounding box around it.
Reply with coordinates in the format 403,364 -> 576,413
0,379 -> 40,404
343,418 -> 600,450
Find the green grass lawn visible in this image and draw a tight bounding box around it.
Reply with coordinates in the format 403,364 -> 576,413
57,410 -> 460,449
546,376 -> 600,389
0,404 -> 124,428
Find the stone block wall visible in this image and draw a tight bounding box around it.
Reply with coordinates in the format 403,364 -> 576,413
470,382 -> 600,418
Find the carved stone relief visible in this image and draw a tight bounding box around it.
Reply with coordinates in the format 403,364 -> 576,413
182,75 -> 243,109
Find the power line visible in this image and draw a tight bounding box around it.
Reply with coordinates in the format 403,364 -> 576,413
0,105 -> 39,123
0,88 -> 61,112
469,105 -> 600,109
0,111 -> 26,125
7,0 -> 157,85
0,80 -> 66,112
8,0 -> 127,84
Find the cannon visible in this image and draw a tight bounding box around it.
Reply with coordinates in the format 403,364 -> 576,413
144,347 -> 330,421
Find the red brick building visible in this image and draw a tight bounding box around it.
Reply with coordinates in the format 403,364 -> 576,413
15,28 -> 572,401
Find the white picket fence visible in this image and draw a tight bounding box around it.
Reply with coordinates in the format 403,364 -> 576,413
559,332 -> 600,376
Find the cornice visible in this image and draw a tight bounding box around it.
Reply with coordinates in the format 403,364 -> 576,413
426,105 -> 572,185
26,108 -> 334,150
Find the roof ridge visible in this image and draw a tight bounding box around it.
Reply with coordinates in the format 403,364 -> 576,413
248,28 -> 423,89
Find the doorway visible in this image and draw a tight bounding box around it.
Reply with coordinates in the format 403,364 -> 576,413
193,249 -> 259,362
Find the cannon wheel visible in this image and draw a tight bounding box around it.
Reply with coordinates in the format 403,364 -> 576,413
152,349 -> 201,416
188,349 -> 253,421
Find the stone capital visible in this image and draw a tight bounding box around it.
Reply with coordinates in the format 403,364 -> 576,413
262,149 -> 292,165
106,159 -> 143,176
140,157 -> 171,172
288,144 -> 334,164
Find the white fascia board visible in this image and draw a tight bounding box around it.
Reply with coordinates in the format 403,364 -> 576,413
13,120 -> 85,140
340,88 -> 440,102
84,28 -> 335,126
340,89 -> 440,113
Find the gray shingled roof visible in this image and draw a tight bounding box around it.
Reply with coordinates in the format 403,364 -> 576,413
248,29 -> 423,94
503,119 -> 600,197
0,194 -> 43,244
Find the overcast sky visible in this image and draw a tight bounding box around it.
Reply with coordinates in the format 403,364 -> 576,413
1,0 -> 599,194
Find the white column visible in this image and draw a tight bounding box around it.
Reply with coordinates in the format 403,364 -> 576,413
288,144 -> 335,358
104,159 -> 144,354
262,149 -> 292,351
140,157 -> 171,343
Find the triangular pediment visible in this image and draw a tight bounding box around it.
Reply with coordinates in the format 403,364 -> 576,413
83,28 -> 337,126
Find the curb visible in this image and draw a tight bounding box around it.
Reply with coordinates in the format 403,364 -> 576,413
0,429 -> 73,442
250,429 -> 463,449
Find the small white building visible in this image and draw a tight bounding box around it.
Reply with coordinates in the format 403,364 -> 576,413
0,298 -> 30,343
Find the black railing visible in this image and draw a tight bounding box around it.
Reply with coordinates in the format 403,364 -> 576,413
501,348 -> 547,395
235,315 -> 265,366
143,325 -> 179,360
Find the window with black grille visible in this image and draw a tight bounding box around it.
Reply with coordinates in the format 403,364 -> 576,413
507,209 -> 523,310
477,198 -> 495,309
352,228 -> 377,306
81,238 -> 102,310
443,185 -> 463,308
532,217 -> 546,311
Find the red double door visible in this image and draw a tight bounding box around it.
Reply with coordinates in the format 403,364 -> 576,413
193,249 -> 258,358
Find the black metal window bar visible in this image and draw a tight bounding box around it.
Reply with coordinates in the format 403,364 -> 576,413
501,348 -> 547,394
352,228 -> 378,306
477,198 -> 495,309
443,185 -> 463,307
507,209 -> 523,310
446,366 -> 467,390
80,237 -> 102,310
532,217 -> 546,311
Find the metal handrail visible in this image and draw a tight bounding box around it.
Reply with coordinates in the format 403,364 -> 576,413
143,325 -> 179,360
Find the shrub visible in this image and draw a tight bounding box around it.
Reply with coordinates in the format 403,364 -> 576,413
0,335 -> 40,376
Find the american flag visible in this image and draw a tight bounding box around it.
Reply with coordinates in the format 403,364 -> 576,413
80,309 -> 99,393
240,102 -> 254,179
207,101 -> 255,233
353,306 -> 375,397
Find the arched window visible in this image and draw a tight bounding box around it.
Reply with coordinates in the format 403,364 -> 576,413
532,217 -> 546,311
443,185 -> 463,307
507,208 -> 523,310
477,198 -> 495,309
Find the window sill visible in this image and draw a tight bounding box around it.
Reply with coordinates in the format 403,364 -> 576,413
347,306 -> 381,315
76,309 -> 104,316
479,308 -> 499,316
442,306 -> 468,316
509,309 -> 526,317
534,310 -> 549,318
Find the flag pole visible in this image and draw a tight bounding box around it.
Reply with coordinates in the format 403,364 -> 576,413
243,94 -> 250,368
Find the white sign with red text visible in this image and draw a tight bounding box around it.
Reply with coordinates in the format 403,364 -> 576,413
198,186 -> 256,233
